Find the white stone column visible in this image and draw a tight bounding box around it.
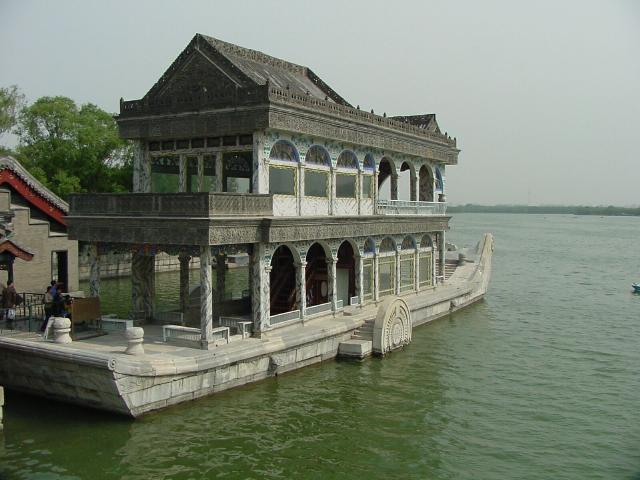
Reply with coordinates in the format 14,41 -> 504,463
296,261 -> 307,317
216,252 -> 226,322
414,249 -> 420,292
215,153 -> 224,193
395,248 -> 402,295
413,174 -> 420,202
329,168 -> 336,215
88,243 -> 100,298
356,255 -> 364,305
438,232 -> 446,283
197,154 -> 204,192
133,140 -> 151,193
357,169 -> 362,215
373,254 -> 380,301
178,154 -> 187,192
252,132 -> 268,194
328,258 -> 338,311
251,243 -> 270,334
298,164 -> 305,216
199,245 -> 213,348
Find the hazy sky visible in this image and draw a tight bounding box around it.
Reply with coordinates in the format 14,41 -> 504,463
1,0 -> 638,206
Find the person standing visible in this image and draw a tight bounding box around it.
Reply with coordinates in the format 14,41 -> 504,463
2,281 -> 18,327
42,285 -> 54,332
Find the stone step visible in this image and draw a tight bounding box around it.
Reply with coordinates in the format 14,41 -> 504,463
338,339 -> 372,359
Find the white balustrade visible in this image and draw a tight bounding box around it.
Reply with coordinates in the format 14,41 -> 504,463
377,200 -> 447,216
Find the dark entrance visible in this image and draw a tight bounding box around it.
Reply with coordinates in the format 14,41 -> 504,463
52,251 -> 69,291
305,243 -> 328,307
336,241 -> 356,306
270,245 -> 296,315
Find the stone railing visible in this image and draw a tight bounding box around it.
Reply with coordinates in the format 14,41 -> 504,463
377,200 -> 447,216
68,193 -> 273,217
267,87 -> 457,147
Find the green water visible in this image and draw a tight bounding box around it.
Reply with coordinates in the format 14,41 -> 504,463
1,214 -> 639,479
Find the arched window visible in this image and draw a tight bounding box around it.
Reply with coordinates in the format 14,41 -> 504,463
362,238 -> 375,303
336,241 -> 356,306
399,161 -> 416,201
419,235 -> 434,289
420,234 -> 433,249
305,145 -> 331,166
305,243 -> 329,308
419,165 -> 434,202
336,150 -> 358,169
269,140 -> 299,162
269,140 -> 299,196
304,145 -> 330,197
362,154 -> 375,199
399,236 -> 416,292
378,237 -> 396,297
336,151 -> 358,198
270,245 -> 297,317
378,157 -> 395,201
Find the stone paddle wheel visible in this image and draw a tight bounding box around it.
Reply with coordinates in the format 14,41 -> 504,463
372,297 -> 412,355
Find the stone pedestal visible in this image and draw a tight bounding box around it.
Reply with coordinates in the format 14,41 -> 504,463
52,317 -> 72,344
125,327 -> 145,355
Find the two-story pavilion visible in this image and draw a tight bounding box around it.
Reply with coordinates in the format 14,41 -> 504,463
67,34 -> 459,348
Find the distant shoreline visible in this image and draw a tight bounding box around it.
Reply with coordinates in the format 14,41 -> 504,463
447,205 -> 640,216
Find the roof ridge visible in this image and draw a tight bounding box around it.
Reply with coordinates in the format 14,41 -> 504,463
0,156 -> 69,212
198,34 -> 308,77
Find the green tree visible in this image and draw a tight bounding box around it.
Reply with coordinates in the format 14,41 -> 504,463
15,96 -> 132,198
0,85 -> 25,137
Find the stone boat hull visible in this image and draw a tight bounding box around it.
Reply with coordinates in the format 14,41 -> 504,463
0,234 -> 493,417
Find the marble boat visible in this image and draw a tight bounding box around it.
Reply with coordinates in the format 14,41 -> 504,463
0,34 -> 493,416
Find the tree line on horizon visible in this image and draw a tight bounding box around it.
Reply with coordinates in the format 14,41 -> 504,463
448,204 -> 640,216
0,85 -> 132,199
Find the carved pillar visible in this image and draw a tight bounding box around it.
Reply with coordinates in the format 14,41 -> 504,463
178,254 -> 191,313
252,132 -> 268,194
215,153 -> 224,193
131,252 -> 155,322
251,243 -> 270,334
373,253 -> 380,301
197,154 -> 204,192
178,154 -> 187,192
391,173 -> 398,201
356,254 -> 364,305
296,261 -> 307,317
414,249 -> 420,292
412,173 -> 419,202
438,232 -> 446,283
199,246 -> 213,348
328,258 -> 338,311
88,243 -> 100,298
132,140 -> 151,193
395,248 -> 402,295
329,168 -> 336,216
216,252 -> 226,323
298,163 -> 305,216
357,169 -> 362,215
373,171 -> 379,214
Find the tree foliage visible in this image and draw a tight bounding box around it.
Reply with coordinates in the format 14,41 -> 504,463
15,96 -> 132,198
0,85 -> 26,136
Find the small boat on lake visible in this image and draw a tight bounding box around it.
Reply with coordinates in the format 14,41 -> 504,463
633,283 -> 640,293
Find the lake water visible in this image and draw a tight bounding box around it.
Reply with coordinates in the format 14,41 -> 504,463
1,214 -> 639,479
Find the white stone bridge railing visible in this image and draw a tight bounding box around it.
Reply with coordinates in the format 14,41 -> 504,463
68,192 -> 273,217
377,200 -> 447,216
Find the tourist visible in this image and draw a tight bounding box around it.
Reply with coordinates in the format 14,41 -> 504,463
2,281 -> 19,327
42,286 -> 54,332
